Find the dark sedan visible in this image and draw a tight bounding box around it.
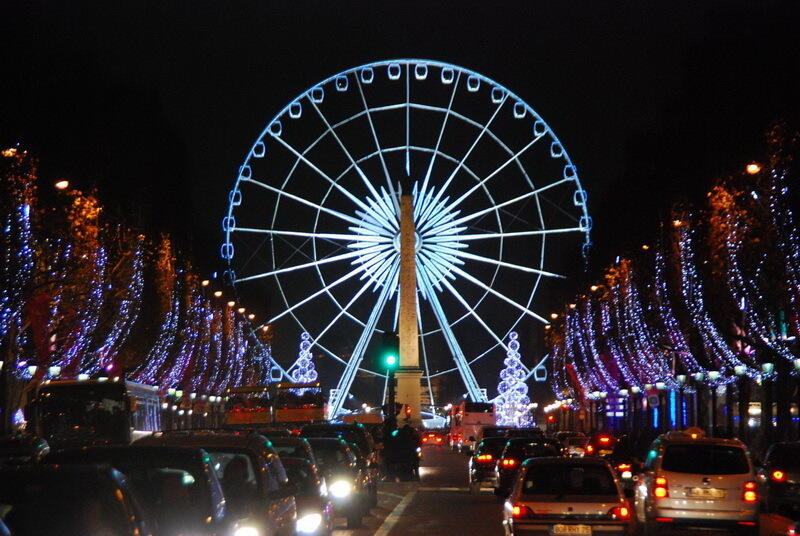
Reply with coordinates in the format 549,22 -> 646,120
469,437 -> 508,494
495,438 -> 563,496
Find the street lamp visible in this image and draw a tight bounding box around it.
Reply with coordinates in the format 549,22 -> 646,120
213,290 -> 223,298
54,179 -> 70,190
201,279 -> 210,287
746,162 -> 762,175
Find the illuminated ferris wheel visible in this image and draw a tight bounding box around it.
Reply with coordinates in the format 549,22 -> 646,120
222,60 -> 591,416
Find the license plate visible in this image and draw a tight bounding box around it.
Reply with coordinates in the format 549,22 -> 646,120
552,525 -> 592,535
688,487 -> 726,499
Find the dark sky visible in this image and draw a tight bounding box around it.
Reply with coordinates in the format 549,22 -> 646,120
2,1 -> 799,401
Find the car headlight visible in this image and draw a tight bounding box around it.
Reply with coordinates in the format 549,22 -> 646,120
233,526 -> 260,536
329,479 -> 353,498
296,512 -> 323,534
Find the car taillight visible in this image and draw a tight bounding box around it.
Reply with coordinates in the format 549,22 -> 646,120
617,463 -> 631,471
586,444 -> 595,454
772,470 -> 787,482
599,436 -> 611,444
608,505 -> 630,520
476,454 -> 493,462
421,437 -> 428,443
501,458 -> 518,468
511,504 -> 533,519
743,481 -> 758,503
436,437 -> 442,443
654,476 -> 669,498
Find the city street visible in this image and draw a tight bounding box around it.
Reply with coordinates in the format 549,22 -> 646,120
334,446 -> 502,536
334,447 -> 796,536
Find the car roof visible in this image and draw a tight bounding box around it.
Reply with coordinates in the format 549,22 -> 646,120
136,431 -> 272,451
523,456 -> 610,467
659,434 -> 745,448
270,436 -> 311,446
0,463 -> 123,478
47,445 -> 209,465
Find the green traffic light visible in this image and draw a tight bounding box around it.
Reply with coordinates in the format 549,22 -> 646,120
385,354 -> 397,367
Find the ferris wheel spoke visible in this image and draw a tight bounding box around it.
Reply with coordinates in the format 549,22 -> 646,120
355,76 -> 398,202
421,177 -> 572,236
416,72 -> 462,220
429,245 -> 565,279
306,97 -> 397,224
405,63 -> 411,176
418,93 -> 509,226
438,276 -> 509,350
418,265 -> 485,402
244,178 -> 383,233
268,260 -> 375,324
329,264 -> 396,416
448,133 -> 546,212
313,271 -> 379,342
448,263 -> 550,324
233,227 -> 388,243
269,134 -> 375,215
236,245 -> 385,283
428,227 -> 586,243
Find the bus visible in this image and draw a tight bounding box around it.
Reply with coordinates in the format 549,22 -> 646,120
448,401 -> 495,453
223,382 -> 326,427
32,378 -> 161,449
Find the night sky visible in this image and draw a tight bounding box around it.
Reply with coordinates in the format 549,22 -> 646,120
3,1 -> 799,401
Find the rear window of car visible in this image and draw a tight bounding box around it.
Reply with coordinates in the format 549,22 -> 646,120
272,442 -> 308,459
662,444 -> 750,475
767,445 -> 800,471
477,439 -> 508,456
523,464 -> 618,496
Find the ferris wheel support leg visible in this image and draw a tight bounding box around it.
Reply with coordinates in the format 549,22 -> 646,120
328,264 -> 397,418
420,272 -> 486,403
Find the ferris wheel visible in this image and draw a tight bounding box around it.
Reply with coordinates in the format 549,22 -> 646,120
222,60 -> 591,416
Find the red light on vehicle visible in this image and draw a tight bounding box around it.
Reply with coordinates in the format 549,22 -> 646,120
743,481 -> 758,503
585,444 -> 594,454
655,517 -> 673,523
435,437 -> 443,443
738,521 -> 757,526
511,504 -> 533,519
501,458 -> 518,468
654,476 -> 669,498
617,463 -> 631,471
772,470 -> 787,482
546,415 -> 555,423
599,436 -> 611,444
608,506 -> 630,520
476,454 -> 493,462
290,429 -> 301,435
421,437 -> 429,443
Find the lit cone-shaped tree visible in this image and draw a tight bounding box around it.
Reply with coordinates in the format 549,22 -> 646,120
496,332 -> 532,427
291,332 -> 318,384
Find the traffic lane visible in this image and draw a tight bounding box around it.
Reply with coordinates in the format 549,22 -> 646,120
378,446 -> 504,536
332,482 -> 407,536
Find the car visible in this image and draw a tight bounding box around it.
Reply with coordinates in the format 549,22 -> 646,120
301,423 -> 376,464
282,457 -> 334,536
137,431 -> 297,536
758,441 -> 800,517
45,445 -> 228,536
0,433 -> 49,466
0,464 -> 156,536
585,431 -> 618,457
469,437 -> 508,494
603,435 -> 642,492
477,426 -> 515,443
496,438 -> 564,497
502,457 -> 634,536
421,430 -> 445,446
270,436 -> 318,465
305,437 -> 371,529
634,431 -> 758,536
564,436 -> 589,458
553,430 -> 585,446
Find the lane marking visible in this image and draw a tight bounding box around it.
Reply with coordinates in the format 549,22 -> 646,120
377,491 -> 406,500
373,489 -> 417,536
419,486 -> 467,492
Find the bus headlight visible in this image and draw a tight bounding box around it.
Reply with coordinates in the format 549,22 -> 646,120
329,479 -> 353,498
296,512 -> 323,534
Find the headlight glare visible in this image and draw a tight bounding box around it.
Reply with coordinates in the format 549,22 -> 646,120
329,479 -> 353,498
296,512 -> 323,534
233,526 -> 260,536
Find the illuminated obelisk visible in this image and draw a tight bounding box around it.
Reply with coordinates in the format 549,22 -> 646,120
395,193 -> 423,425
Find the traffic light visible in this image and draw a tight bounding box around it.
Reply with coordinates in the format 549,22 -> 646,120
380,331 -> 399,370
404,404 -> 412,416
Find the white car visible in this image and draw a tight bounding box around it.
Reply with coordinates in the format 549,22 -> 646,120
634,431 -> 758,535
502,457 -> 633,536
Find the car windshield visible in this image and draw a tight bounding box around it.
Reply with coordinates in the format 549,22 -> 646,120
307,441 -> 351,470
302,427 -> 370,456
37,384 -> 129,446
476,438 -> 508,456
767,445 -> 800,471
662,444 -> 750,475
522,463 -> 618,498
0,471 -> 131,536
47,451 -> 214,532
205,449 -> 261,516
